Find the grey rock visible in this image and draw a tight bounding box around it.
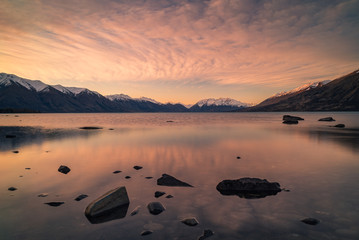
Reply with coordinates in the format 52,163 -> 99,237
283,115 -> 304,121
45,202 -> 64,207
58,165 -> 71,174
157,174 -> 193,187
130,205 -> 141,216
318,117 -> 335,121
141,230 -> 153,236
216,177 -> 281,199
198,229 -> 214,240
85,186 -> 129,224
154,191 -> 166,198
147,202 -> 165,215
334,124 -> 345,128
75,194 -> 88,201
301,218 -> 320,225
181,217 -> 199,226
8,187 -> 17,191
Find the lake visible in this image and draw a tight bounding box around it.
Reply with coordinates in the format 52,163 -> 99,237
1,112 -> 359,240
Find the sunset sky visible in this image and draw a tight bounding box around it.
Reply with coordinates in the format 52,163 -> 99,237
1,0 -> 358,104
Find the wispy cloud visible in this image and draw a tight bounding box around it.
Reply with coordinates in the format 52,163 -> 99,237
0,0 -> 358,103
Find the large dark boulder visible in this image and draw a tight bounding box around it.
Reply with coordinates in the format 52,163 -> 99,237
216,177 -> 281,199
85,186 -> 129,224
157,174 -> 193,187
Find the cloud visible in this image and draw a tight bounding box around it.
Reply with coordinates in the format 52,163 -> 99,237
0,0 -> 358,102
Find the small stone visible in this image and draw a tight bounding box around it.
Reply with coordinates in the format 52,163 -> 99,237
12,150 -> 19,154
145,176 -> 153,179
157,174 -> 193,187
166,120 -> 174,122
75,194 -> 88,201
133,166 -> 143,170
38,193 -> 48,197
141,230 -> 153,236
25,168 -> 31,170
236,156 -> 241,159
147,202 -> 165,215
301,218 -> 320,225
165,195 -> 174,199
130,206 -> 141,216
125,176 -> 131,179
58,165 -> 71,174
181,217 -> 199,226
154,191 -> 166,198
8,187 -> 17,191
113,170 -> 122,174
318,117 -> 335,121
45,202 -> 64,207
109,128 -> 114,130
334,124 -> 345,128
198,229 -> 214,240
19,175 -> 23,177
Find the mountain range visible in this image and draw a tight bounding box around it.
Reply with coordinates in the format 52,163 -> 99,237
1,69 -> 358,113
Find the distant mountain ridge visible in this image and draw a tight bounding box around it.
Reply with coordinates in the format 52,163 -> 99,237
189,98 -> 252,112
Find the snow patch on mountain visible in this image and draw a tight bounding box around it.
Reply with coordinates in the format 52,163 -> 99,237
269,80 -> 331,99
195,98 -> 252,107
0,73 -> 48,92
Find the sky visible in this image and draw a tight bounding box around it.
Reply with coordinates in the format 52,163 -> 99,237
0,0 -> 358,105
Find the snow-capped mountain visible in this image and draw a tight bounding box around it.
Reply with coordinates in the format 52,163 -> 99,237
0,73 -> 48,92
189,98 -> 252,112
106,94 -> 162,104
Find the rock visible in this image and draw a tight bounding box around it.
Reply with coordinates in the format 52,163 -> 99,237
5,134 -> 16,138
58,165 -> 71,174
334,124 -> 345,128
181,217 -> 199,226
145,176 -> 153,179
154,191 -> 166,198
236,156 -> 241,159
198,229 -> 214,240
301,218 -> 320,225
109,128 -> 114,130
25,168 -> 31,170
283,120 -> 298,124
147,202 -> 165,215
8,187 -> 17,191
125,176 -> 131,179
157,174 -> 193,187
141,230 -> 153,236
133,166 -> 143,170
165,195 -> 174,199
113,170 -> 122,174
318,117 -> 335,121
75,194 -> 88,201
38,193 -> 48,197
12,150 -> 19,153
216,177 -> 281,199
283,115 -> 304,121
79,126 -> 103,130
130,205 -> 141,216
45,202 -> 64,207
166,120 -> 174,122
85,186 -> 129,224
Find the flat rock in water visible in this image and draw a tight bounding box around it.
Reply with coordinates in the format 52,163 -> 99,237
301,218 -> 320,225
283,115 -> 304,121
198,229 -> 214,240
8,187 -> 17,191
334,124 -> 345,128
75,194 -> 88,201
45,202 -> 64,207
133,166 -> 143,170
79,126 -> 103,130
154,191 -> 166,198
141,230 -> 153,236
318,117 -> 335,121
130,205 -> 141,216
85,186 -> 129,224
216,177 -> 281,199
147,202 -> 165,215
283,120 -> 298,124
58,165 -> 71,174
157,174 -> 193,187
181,217 -> 199,226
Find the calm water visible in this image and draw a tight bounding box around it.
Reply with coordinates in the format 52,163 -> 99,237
1,112 -> 359,240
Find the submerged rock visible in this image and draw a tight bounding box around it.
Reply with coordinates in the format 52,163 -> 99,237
79,126 -> 103,130
147,202 -> 165,215
334,124 -> 345,128
198,229 -> 214,240
58,165 -> 71,174
157,174 -> 193,187
85,186 -> 129,224
130,205 -> 141,216
8,187 -> 17,191
301,218 -> 320,225
45,202 -> 64,207
318,117 -> 335,121
216,177 -> 281,199
133,166 -> 143,170
283,115 -> 304,121
141,230 -> 153,236
181,217 -> 199,226
154,191 -> 166,198
75,194 -> 88,201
